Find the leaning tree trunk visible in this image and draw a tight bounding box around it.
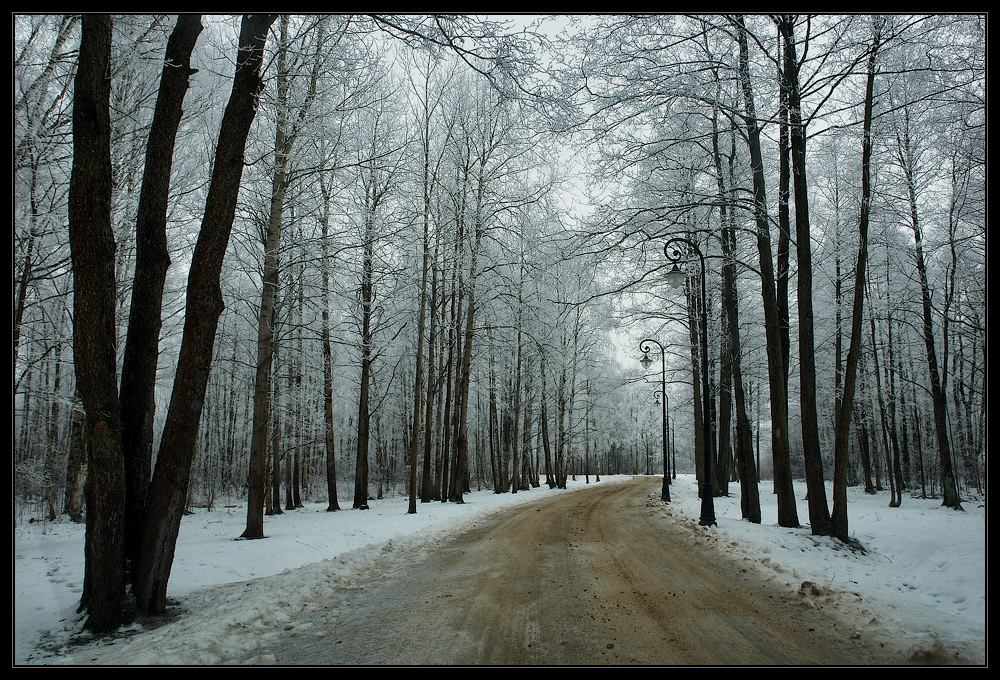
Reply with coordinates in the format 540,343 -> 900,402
119,14 -> 203,576
132,14 -> 276,616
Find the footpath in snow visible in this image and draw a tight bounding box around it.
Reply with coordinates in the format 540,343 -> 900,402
13,474 -> 986,665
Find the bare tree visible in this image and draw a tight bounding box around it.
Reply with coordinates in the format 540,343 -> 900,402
119,12 -> 203,574
133,14 -> 277,615
831,17 -> 883,542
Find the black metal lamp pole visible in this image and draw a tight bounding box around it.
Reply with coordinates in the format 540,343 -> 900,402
663,237 -> 716,526
639,338 -> 670,502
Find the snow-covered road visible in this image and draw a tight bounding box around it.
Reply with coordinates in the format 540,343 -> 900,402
14,474 -> 986,665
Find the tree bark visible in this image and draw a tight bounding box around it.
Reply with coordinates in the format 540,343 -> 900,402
63,393 -> 88,523
68,14 -> 124,632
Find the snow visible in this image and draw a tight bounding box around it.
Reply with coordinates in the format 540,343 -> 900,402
13,474 -> 986,665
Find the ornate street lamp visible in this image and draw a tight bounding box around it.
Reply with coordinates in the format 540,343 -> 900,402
663,237 -> 716,526
639,338 -> 670,502
652,388 -> 672,487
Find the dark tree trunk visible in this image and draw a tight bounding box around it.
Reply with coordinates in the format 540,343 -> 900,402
776,29 -> 791,395
831,20 -> 881,540
63,393 -> 88,523
451,281 -> 477,504
734,16 -> 798,527
68,14 -> 124,633
407,223 -> 429,513
717,297 -> 733,496
777,15 -> 831,535
320,172 -> 340,511
706,56 -> 759,522
244,16 -> 293,537
354,226 -> 373,510
902,142 -> 963,511
420,246 -> 440,502
119,13 -> 203,577
720,194 -> 761,523
132,14 -> 276,616
540,353 -> 555,489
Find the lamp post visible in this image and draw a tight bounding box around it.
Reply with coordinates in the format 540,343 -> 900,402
653,389 -> 672,493
663,237 -> 716,526
639,338 -> 670,502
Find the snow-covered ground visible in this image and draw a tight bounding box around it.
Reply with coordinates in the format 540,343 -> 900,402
14,474 -> 986,665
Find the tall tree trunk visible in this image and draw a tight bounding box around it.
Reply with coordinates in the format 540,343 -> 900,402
734,16 -> 798,527
721,196 -> 761,523
489,362 -> 502,492
133,14 -> 276,615
292,276 -> 305,508
119,14 -> 203,576
44,347 -> 64,521
685,270 -> 708,495
555,362 -> 567,489
244,16 -> 291,538
450,160 -> 487,504
14,190 -> 38,378
407,147 -> 432,514
897,114 -> 963,511
776,24 -> 792,395
510,313 -> 524,494
831,20 -> 880,540
244,14 -> 323,532
451,255 -> 478,504
706,52 -> 760,521
355,223 -> 373,510
420,241 -> 440,502
320,166 -> 340,511
68,14 -> 123,632
777,15 -> 830,535
271,333 -> 284,515
540,350 -> 555,488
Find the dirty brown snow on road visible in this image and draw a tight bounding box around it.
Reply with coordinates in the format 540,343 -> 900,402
272,477 -> 904,665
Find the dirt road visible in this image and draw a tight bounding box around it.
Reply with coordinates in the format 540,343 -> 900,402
271,477 -> 906,665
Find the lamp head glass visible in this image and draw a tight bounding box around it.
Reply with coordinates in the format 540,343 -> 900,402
640,351 -> 653,370
665,263 -> 686,289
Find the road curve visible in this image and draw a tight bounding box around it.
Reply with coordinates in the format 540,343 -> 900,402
271,477 -> 905,665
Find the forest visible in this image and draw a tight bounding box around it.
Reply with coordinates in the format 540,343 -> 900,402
13,14 -> 985,634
